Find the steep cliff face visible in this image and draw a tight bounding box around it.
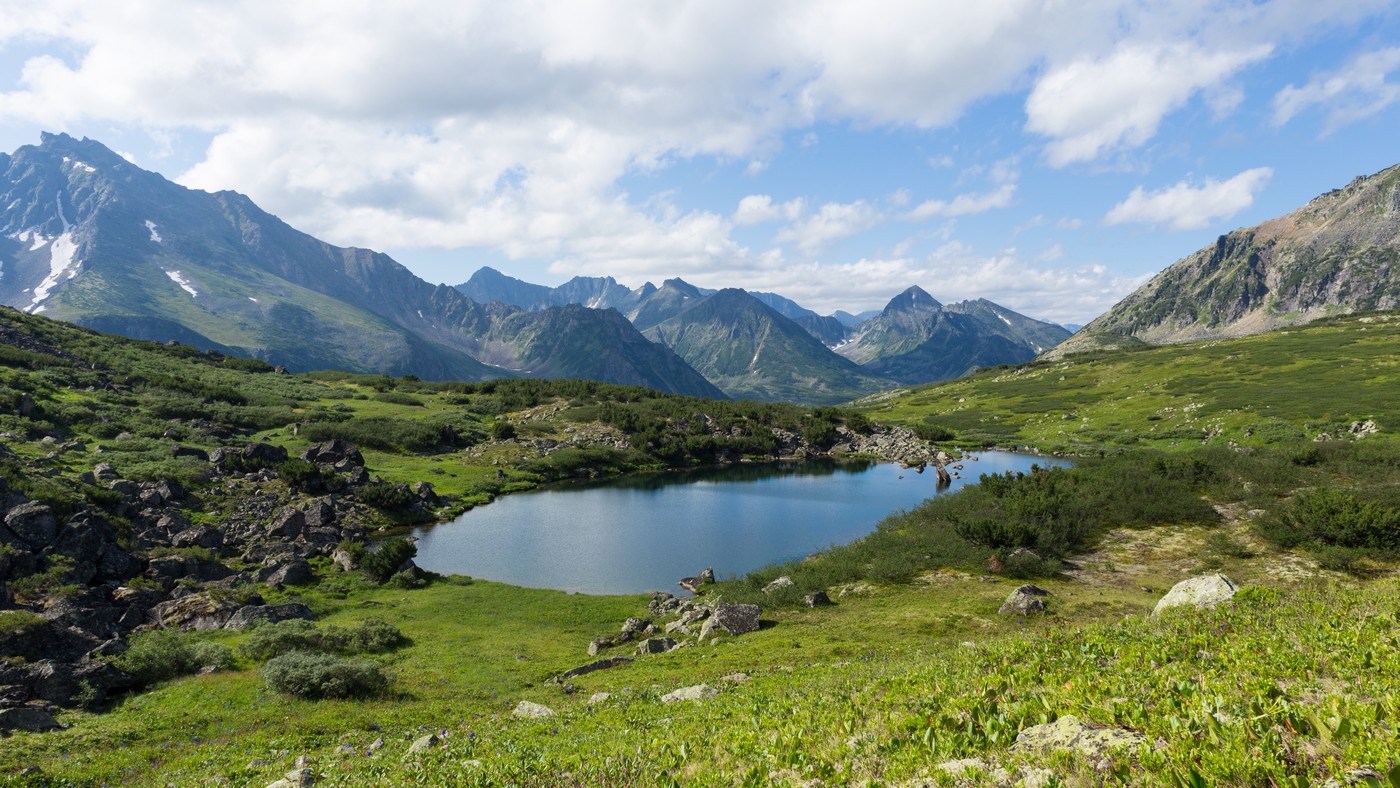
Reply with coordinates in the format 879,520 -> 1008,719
1073,162 -> 1400,349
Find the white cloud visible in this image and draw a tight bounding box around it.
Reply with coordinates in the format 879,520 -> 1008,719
907,184 -> 1016,221
1026,42 -> 1273,167
733,194 -> 804,226
1104,167 -> 1273,230
1273,47 -> 1400,132
775,200 -> 881,254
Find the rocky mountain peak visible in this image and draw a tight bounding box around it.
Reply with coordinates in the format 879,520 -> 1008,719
882,285 -> 942,315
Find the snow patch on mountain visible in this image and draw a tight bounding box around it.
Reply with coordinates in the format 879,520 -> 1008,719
144,220 -> 162,243
164,269 -> 199,298
62,157 -> 96,174
27,231 -> 80,312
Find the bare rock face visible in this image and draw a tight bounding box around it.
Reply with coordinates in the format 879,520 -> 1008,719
997,584 -> 1049,616
1152,574 -> 1237,616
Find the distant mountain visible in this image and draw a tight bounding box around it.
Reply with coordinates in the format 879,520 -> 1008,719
0,133 -> 720,397
836,286 -> 1071,384
643,289 -> 893,404
458,266 -> 654,313
1057,162 -> 1400,354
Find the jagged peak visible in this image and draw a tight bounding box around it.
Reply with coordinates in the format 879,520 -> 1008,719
659,278 -> 704,297
882,285 -> 942,315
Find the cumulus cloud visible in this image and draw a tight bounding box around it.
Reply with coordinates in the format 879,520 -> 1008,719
774,200 -> 881,254
1273,47 -> 1400,132
907,184 -> 1016,220
1026,42 -> 1273,167
1103,167 -> 1273,230
733,194 -> 805,225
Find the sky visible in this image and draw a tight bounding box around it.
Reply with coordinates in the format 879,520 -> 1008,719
1,2 -> 1398,326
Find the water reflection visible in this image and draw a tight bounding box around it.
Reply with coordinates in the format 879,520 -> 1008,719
411,451 -> 1066,595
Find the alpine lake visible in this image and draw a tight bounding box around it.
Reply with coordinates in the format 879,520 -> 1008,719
410,451 -> 1068,594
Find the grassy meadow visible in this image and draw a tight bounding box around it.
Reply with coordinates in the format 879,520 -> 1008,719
2,308 -> 1400,785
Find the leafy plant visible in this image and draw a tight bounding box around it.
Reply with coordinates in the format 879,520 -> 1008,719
261,651 -> 388,699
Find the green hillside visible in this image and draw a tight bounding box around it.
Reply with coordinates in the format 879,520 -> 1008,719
1,307 -> 1399,785
857,310 -> 1399,453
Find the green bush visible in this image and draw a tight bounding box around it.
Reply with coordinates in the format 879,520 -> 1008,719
360,538 -> 418,582
355,481 -> 417,510
114,631 -> 234,684
1261,488 -> 1400,551
914,423 -> 957,443
261,651 -> 388,699
489,419 -> 516,441
239,618 -> 408,660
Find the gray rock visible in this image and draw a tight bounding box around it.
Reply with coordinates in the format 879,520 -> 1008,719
619,617 -> 651,639
4,502 -> 57,549
763,576 -> 795,594
698,602 -> 760,638
635,637 -> 678,655
1322,766 -> 1386,788
171,523 -> 224,550
512,700 -> 556,719
265,507 -> 305,540
224,603 -> 315,631
1010,715 -> 1147,758
0,707 -> 62,732
803,591 -> 832,607
405,733 -> 440,756
266,767 -> 315,788
560,655 -> 632,680
1153,574 -> 1237,616
262,558 -> 314,588
998,584 -> 1050,616
661,684 -> 718,703
150,592 -> 243,630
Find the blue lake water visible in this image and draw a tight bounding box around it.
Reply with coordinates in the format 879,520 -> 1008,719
410,451 -> 1067,595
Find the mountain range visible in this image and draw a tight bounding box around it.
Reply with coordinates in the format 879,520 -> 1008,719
1050,161 -> 1400,357
0,133 -> 722,398
0,132 -> 1157,405
458,268 -> 1071,400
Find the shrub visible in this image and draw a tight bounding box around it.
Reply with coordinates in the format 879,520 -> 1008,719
355,481 -> 417,510
239,618 -> 408,660
262,651 -> 388,699
360,538 -> 418,582
489,419 -> 516,441
1262,488 -> 1400,551
373,391 -> 424,407
914,423 -> 957,443
114,631 -> 233,684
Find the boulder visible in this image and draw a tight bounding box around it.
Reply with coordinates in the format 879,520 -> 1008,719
170,444 -> 209,461
405,733 -> 440,756
224,603 -> 315,631
300,439 -> 364,467
302,499 -> 337,530
511,700 -> 556,719
265,507 -> 306,540
661,684 -> 718,703
266,767 -> 316,788
150,592 -> 243,630
763,576 -> 795,594
698,603 -> 760,638
261,558 -> 314,588
171,524 -> 225,550
559,655 -> 632,680
0,707 -> 62,732
647,592 -> 681,616
4,502 -> 58,549
1152,574 -> 1237,616
803,591 -> 833,607
242,442 -> 288,465
1010,714 -> 1146,758
635,637 -> 678,655
619,617 -> 651,640
998,584 -> 1050,616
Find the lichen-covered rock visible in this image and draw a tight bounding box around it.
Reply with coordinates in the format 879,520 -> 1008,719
0,707 -> 62,732
1010,714 -> 1146,758
763,576 -> 795,594
405,733 -> 440,756
224,603 -> 315,631
512,700 -> 556,719
803,591 -> 832,607
1153,574 -> 1237,616
997,584 -> 1049,616
661,684 -> 718,703
635,637 -> 678,655
698,602 -> 760,639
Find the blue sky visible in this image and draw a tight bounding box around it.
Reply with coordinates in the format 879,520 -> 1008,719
1,1 -> 1398,325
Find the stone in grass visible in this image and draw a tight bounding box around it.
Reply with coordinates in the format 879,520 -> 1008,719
763,576 -> 795,594
661,684 -> 718,703
803,591 -> 832,607
1152,574 -> 1237,616
512,700 -> 556,719
1322,766 -> 1388,788
997,584 -> 1049,616
1010,715 -> 1146,758
404,733 -> 440,757
938,757 -> 1054,788
265,768 -> 315,788
0,707 -> 62,732
698,603 -> 760,639
636,637 -> 679,655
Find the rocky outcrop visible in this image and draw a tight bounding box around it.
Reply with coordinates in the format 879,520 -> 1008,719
698,603 -> 760,639
998,585 -> 1050,616
1152,574 -> 1237,616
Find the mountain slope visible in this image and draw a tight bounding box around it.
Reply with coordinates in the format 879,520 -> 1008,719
0,134 -> 719,396
644,288 -> 893,404
1067,162 -> 1400,349
836,287 -> 1070,384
